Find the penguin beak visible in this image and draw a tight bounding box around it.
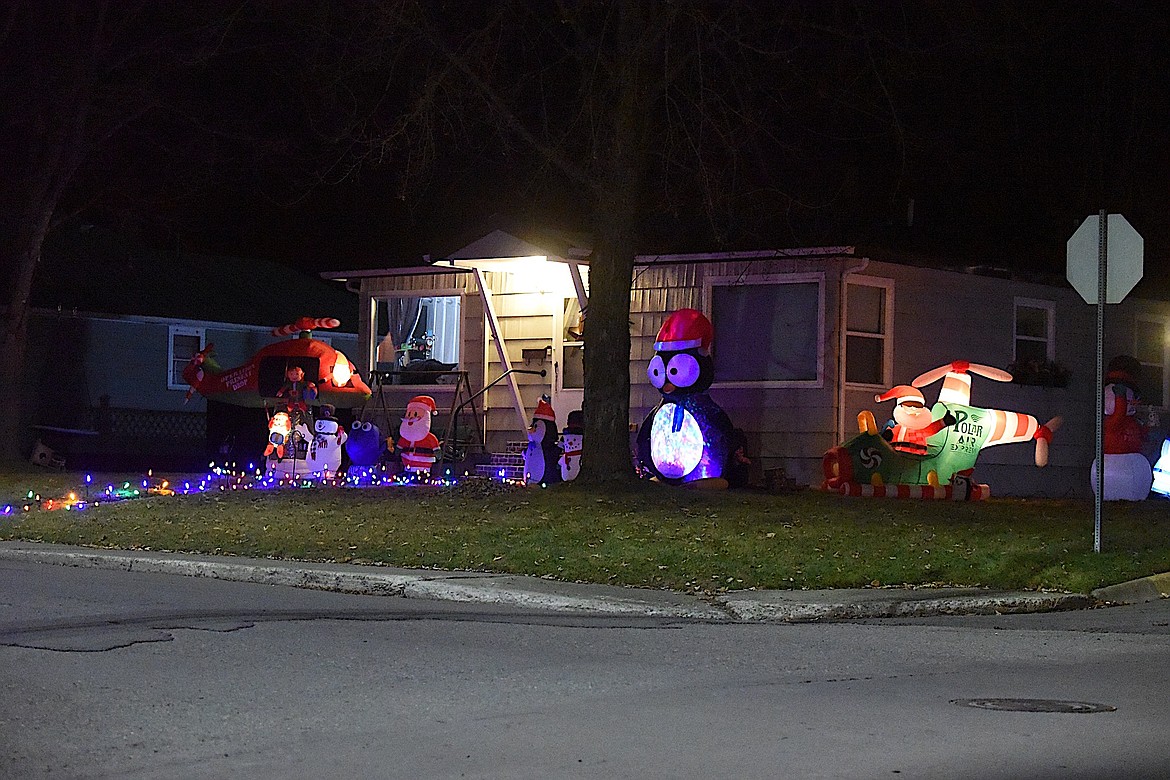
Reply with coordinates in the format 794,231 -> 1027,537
663,381 -> 676,394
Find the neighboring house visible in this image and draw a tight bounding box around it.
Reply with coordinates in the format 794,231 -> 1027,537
328,229 -> 1170,497
22,243 -> 358,469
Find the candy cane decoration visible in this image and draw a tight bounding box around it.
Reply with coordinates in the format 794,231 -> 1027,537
272,317 -> 341,337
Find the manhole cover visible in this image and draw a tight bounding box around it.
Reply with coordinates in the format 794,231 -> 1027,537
952,698 -> 1116,714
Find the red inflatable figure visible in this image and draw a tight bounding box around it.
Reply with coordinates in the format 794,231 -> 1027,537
1103,356 -> 1146,455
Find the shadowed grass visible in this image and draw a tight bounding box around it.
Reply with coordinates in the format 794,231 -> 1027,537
2,470 -> 1168,594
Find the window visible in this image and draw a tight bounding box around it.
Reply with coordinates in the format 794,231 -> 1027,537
561,297 -> 584,390
1013,298 -> 1055,364
168,326 -> 204,390
373,295 -> 461,369
1135,316 -> 1168,408
845,278 -> 892,386
706,274 -> 824,386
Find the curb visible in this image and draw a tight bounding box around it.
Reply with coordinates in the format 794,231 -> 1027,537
1091,572 -> 1170,605
717,590 -> 1094,622
0,542 -> 1104,621
0,544 -> 729,620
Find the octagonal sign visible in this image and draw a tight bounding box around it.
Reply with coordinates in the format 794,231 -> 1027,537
1067,214 -> 1143,304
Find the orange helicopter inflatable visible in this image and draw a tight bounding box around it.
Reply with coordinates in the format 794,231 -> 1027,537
183,316 -> 372,409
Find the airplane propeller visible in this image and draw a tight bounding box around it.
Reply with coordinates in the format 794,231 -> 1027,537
913,360 -> 1013,388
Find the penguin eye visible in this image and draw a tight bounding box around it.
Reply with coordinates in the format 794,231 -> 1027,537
362,422 -> 372,432
647,355 -> 666,389
351,421 -> 361,431
666,353 -> 701,388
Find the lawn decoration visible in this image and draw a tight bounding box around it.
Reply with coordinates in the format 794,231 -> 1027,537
277,365 -> 318,423
636,308 -> 735,489
559,409 -> 584,482
823,361 -> 1062,499
524,395 -> 561,485
182,316 -> 371,409
345,421 -> 384,467
1090,355 -> 1152,500
873,385 -> 957,455
1152,439 -> 1170,498
395,395 -> 440,476
264,411 -> 293,460
306,404 -> 347,477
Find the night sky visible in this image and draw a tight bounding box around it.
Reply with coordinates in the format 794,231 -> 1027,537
8,2 -> 1169,291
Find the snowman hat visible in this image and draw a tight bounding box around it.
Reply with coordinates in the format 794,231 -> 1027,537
874,385 -> 926,406
406,395 -> 437,415
532,397 -> 557,423
654,308 -> 714,354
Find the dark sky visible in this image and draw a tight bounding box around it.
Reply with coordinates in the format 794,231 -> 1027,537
13,2 -> 1170,286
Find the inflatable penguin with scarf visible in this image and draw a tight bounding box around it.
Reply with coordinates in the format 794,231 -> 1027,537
636,308 -> 735,488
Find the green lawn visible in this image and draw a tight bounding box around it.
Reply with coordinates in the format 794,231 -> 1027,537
2,468 -> 1169,594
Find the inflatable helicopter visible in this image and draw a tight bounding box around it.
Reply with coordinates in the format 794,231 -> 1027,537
822,360 -> 1062,499
182,316 -> 372,410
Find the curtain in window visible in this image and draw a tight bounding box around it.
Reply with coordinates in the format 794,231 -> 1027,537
385,298 -> 422,354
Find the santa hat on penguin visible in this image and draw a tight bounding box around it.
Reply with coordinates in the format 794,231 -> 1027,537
531,397 -> 557,425
654,308 -> 714,355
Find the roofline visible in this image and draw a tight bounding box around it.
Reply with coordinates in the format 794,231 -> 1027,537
635,246 -> 855,265
24,306 -> 357,335
321,264 -> 472,281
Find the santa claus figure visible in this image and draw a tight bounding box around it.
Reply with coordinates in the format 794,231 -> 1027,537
396,395 -> 440,477
875,384 -> 957,455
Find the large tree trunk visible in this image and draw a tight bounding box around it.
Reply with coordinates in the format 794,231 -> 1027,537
578,210 -> 638,484
575,4 -> 654,485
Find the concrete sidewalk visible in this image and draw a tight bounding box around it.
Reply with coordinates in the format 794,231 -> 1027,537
1,541 -> 1162,622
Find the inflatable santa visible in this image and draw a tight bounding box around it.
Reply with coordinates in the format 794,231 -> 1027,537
396,395 -> 440,477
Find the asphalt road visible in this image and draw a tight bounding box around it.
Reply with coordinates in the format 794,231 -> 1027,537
2,558 -> 1168,779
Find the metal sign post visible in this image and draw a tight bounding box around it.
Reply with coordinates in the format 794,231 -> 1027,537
1094,210 -> 1106,553
1067,212 -> 1143,554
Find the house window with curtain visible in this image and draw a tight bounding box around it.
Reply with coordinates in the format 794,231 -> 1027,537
845,278 -> 892,387
373,295 -> 461,370
168,325 -> 204,390
1135,315 -> 1168,408
706,274 -> 824,387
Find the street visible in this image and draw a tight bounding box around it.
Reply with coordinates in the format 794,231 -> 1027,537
2,558 -> 1168,779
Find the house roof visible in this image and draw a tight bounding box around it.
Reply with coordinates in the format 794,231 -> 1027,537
33,248 -> 359,331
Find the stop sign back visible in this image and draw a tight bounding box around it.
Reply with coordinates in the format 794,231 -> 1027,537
1067,214 -> 1143,304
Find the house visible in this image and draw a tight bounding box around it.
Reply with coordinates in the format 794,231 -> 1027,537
327,230 -> 1170,497
22,238 -> 360,470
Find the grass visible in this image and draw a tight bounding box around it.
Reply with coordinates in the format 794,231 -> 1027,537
2,466 -> 1169,595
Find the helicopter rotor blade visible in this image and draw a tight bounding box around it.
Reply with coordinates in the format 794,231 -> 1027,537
912,364 -> 953,387
966,363 -> 1013,382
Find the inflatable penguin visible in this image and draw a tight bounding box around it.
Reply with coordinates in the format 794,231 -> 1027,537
524,396 -> 562,485
636,308 -> 735,488
559,409 -> 584,482
1091,355 -> 1152,500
